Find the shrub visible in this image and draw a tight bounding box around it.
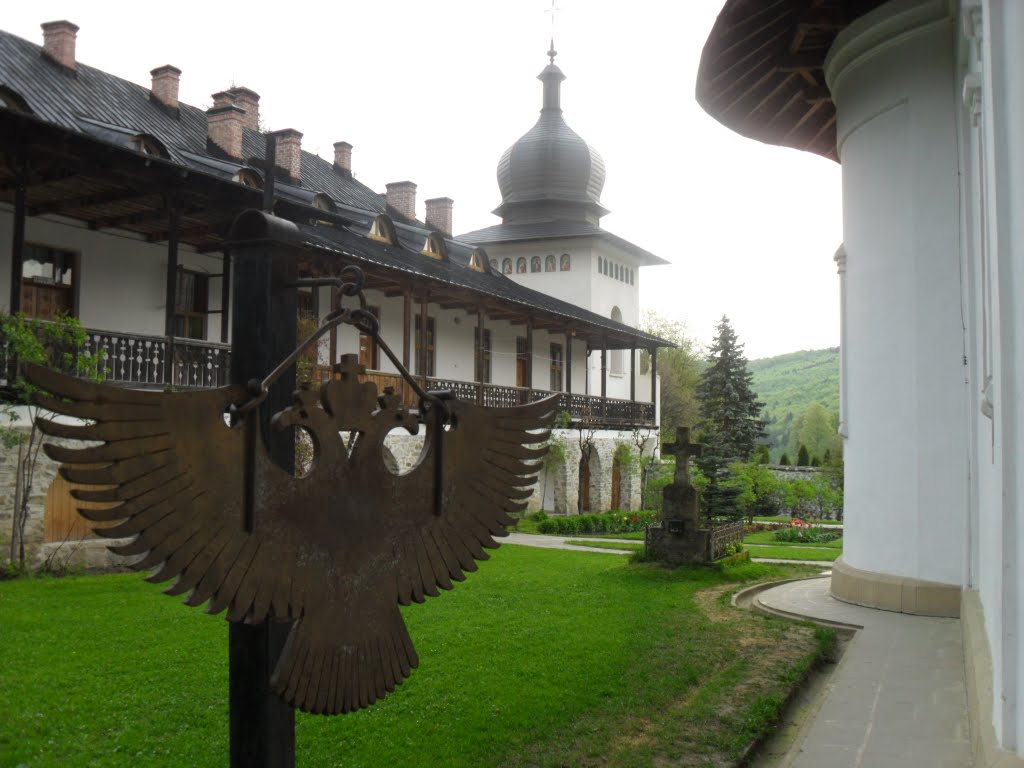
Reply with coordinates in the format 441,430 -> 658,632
529,511 -> 549,523
773,525 -> 842,544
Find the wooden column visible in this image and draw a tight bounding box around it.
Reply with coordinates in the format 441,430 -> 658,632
476,305 -> 485,404
220,252 -> 231,344
600,338 -> 607,399
650,347 -> 658,408
525,318 -> 534,393
418,294 -> 428,387
402,289 -> 412,400
9,172 -> 26,314
565,331 -> 573,394
164,205 -> 180,384
630,346 -> 636,402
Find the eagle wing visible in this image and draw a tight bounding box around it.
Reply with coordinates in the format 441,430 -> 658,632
25,364 -> 297,618
390,395 -> 558,604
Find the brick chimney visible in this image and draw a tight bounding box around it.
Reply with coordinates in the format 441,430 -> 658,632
333,142 -> 352,177
150,65 -> 181,109
271,129 -> 303,182
386,181 -> 417,221
207,104 -> 246,159
211,90 -> 235,109
41,20 -> 78,70
228,87 -> 260,132
424,197 -> 454,236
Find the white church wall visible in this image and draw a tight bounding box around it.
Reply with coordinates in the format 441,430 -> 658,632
827,1 -> 966,587
486,239 -> 594,309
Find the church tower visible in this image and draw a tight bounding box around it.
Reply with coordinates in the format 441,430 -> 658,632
460,46 -> 667,400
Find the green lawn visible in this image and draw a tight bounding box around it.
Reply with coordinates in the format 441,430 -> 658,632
0,547 -> 829,768
564,539 -> 644,552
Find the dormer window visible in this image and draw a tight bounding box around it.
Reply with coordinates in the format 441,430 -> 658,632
421,232 -> 447,260
312,193 -> 337,213
0,87 -> 32,114
368,215 -> 397,244
232,168 -> 263,188
130,134 -> 166,157
469,250 -> 489,272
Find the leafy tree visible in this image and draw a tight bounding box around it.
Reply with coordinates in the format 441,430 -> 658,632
695,316 -> 765,517
1,313 -> 104,570
729,461 -> 783,523
788,402 -> 840,462
753,444 -> 770,464
797,444 -> 810,466
640,312 -> 702,447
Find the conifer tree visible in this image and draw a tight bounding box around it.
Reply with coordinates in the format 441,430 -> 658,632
695,316 -> 766,517
797,444 -> 810,466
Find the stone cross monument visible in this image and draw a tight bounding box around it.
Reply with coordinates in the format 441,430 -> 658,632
646,426 -> 711,564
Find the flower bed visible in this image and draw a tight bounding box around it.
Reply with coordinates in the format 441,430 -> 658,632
536,511 -> 660,536
772,519 -> 843,544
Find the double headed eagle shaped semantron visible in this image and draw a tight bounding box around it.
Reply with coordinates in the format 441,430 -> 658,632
27,361 -> 555,715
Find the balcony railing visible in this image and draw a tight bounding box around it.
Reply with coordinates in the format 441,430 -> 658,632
314,367 -> 656,428
0,325 -> 650,427
0,325 -> 231,391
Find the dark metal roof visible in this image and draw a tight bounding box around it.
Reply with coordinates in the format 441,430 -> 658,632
0,27 -> 390,216
494,59 -> 607,224
286,221 -> 673,349
458,221 -> 670,267
696,0 -> 885,162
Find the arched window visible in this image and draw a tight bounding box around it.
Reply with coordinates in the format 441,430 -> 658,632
502,258 -> 513,274
232,168 -> 263,188
130,134 -> 167,157
469,250 -> 488,272
531,255 -> 542,273
421,233 -> 447,260
516,257 -> 527,273
610,306 -> 623,375
545,254 -> 556,272
598,256 -> 604,274
490,259 -> 499,271
560,254 -> 571,271
368,214 -> 397,244
615,263 -> 620,281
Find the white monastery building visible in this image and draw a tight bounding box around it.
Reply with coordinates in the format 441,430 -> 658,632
699,0 -> 1024,763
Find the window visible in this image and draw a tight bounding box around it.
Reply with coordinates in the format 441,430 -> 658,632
174,269 -> 209,339
232,168 -> 263,188
0,86 -> 32,114
545,254 -> 556,272
516,257 -> 527,273
421,233 -> 447,260
615,263 -> 620,281
516,336 -> 530,387
369,215 -> 396,244
359,305 -> 380,370
550,343 -> 563,391
20,243 -> 75,320
469,251 -> 488,272
415,315 -> 435,377
598,256 -> 604,274
502,258 -> 513,274
560,253 -> 571,271
474,327 -> 492,383
490,259 -> 498,271
130,134 -> 166,157
531,255 -> 541,273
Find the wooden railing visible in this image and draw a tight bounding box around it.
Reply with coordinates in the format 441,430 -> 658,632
310,367 -> 655,428
0,324 -> 231,390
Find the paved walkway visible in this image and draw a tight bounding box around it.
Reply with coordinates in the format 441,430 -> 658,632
504,532 -> 637,555
754,577 -> 971,767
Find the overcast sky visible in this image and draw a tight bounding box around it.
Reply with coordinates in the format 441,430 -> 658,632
4,1 -> 842,360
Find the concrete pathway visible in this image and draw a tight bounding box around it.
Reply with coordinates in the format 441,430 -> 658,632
504,532 -> 636,555
754,577 -> 971,767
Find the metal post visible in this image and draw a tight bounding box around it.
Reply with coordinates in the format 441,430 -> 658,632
227,235 -> 297,768
9,171 -> 25,315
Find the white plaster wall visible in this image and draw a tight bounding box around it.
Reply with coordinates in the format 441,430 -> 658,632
0,209 -> 225,341
484,239 -> 594,309
826,2 -> 966,586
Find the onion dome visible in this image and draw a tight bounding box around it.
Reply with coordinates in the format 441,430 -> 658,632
494,47 -> 608,225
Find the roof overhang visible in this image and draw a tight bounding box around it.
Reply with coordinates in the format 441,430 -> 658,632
696,0 -> 886,162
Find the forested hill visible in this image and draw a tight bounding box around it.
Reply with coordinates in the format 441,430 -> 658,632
749,348 -> 840,461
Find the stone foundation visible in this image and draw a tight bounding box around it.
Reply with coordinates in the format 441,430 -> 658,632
830,557 -> 960,617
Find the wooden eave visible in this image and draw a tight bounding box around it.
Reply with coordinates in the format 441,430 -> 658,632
696,0 -> 887,162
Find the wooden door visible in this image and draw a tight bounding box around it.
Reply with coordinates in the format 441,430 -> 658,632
43,466 -> 116,543
22,283 -> 72,321
578,455 -> 591,512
